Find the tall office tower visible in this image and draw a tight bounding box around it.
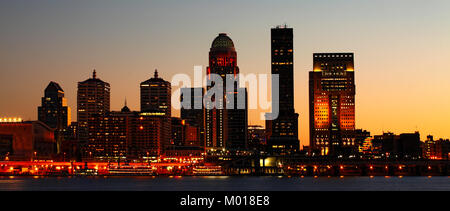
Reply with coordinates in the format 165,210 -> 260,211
205,33 -> 248,151
181,87 -> 205,146
38,81 -> 71,153
309,53 -> 356,156
140,69 -> 171,117
77,70 -> 110,142
266,26 -> 299,155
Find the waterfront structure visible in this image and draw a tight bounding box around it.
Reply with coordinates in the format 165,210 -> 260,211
164,146 -> 204,157
180,87 -> 205,147
77,70 -> 110,142
266,26 -> 299,155
38,81 -> 71,153
205,33 -> 248,151
309,53 -> 356,156
0,120 -> 55,160
140,69 -> 171,117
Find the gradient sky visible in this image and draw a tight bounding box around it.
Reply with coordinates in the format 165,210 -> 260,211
1,0 -> 450,147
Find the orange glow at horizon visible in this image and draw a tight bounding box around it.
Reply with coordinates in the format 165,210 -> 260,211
1,1 -> 450,149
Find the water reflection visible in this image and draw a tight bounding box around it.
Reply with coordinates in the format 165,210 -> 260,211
0,176 -> 448,191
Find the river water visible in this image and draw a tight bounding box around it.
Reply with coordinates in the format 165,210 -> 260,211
0,176 -> 449,191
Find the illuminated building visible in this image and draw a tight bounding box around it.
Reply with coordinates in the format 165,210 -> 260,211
247,125 -> 266,151
0,120 -> 55,160
164,146 -> 204,157
355,129 -> 371,153
84,103 -> 170,161
85,109 -> 130,161
64,122 -> 78,141
77,70 -> 110,142
205,33 -> 248,151
423,135 -> 450,160
171,117 -> 185,146
140,69 -> 171,117
309,53 -> 355,156
184,123 -> 201,146
180,87 -> 205,147
128,110 -> 170,159
359,137 -> 373,154
38,81 -> 71,154
171,117 -> 201,147
266,26 -> 299,155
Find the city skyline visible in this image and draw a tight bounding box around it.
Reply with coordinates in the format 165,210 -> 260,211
1,0 -> 450,148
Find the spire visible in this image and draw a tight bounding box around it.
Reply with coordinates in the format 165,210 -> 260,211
121,97 -> 131,112
154,69 -> 158,78
93,69 -> 97,79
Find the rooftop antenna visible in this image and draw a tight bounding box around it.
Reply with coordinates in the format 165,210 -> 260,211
124,97 -> 127,107
93,69 -> 97,79
154,69 -> 158,78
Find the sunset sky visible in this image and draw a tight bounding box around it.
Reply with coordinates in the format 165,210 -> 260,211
1,0 -> 450,147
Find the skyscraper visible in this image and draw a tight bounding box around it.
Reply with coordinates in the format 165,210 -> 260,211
38,81 -> 71,153
309,53 -> 356,156
266,26 -> 299,155
77,70 -> 110,142
139,70 -> 172,154
140,69 -> 171,117
205,33 -> 248,151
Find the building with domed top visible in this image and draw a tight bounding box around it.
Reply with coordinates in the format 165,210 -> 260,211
205,33 -> 248,151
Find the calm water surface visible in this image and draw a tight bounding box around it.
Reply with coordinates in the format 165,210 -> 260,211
0,176 -> 449,191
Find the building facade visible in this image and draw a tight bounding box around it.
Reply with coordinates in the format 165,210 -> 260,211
423,135 -> 450,160
77,70 -> 110,142
171,117 -> 201,147
248,125 -> 266,152
372,132 -> 422,159
38,81 -> 71,153
140,69 -> 171,117
205,33 -> 248,151
266,26 -> 299,155
128,111 -> 170,159
0,120 -> 55,161
85,110 -> 130,161
84,105 -> 170,161
309,53 -> 356,156
180,87 -> 205,147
